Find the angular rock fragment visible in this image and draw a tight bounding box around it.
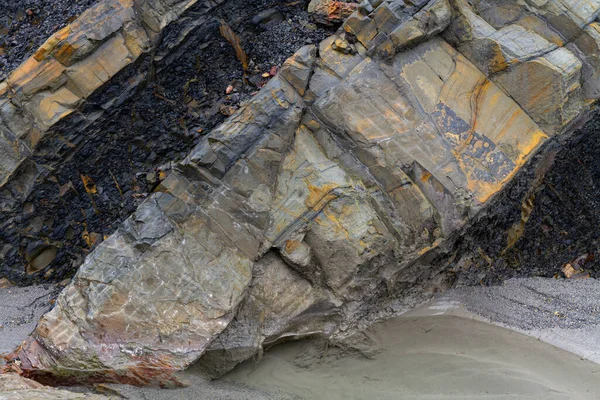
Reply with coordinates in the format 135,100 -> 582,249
343,0 -> 451,57
444,0 -> 588,133
308,0 -> 359,23
567,22 -> 600,98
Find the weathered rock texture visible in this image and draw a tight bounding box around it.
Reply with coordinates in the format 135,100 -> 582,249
9,0 -> 600,386
0,0 -> 201,187
0,373 -> 109,399
0,0 -> 333,287
308,0 -> 359,23
0,0 -> 236,284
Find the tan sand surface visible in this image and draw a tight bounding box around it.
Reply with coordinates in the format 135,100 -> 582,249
225,315 -> 600,400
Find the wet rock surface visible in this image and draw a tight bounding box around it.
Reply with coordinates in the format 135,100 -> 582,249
6,0 -> 600,388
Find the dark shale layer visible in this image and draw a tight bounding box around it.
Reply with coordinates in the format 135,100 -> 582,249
436,109 -> 600,287
0,0 -> 334,285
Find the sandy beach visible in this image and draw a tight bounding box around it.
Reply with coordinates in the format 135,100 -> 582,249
225,314 -> 600,399
4,279 -> 600,399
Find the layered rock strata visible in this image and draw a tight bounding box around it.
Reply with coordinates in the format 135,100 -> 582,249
0,0 -> 332,287
0,0 -> 233,284
0,0 -> 209,188
8,0 -> 600,386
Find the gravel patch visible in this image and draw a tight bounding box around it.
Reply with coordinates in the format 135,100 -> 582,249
0,284 -> 60,354
442,277 -> 600,331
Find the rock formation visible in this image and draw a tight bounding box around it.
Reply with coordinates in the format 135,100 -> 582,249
5,0 -> 600,387
0,0 -> 331,287
0,373 -> 108,399
0,0 -> 203,188
0,0 -> 235,285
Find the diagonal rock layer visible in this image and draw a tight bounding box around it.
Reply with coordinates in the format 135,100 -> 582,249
5,0 -> 600,385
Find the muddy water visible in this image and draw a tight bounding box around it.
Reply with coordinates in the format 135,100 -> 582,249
225,315 -> 600,399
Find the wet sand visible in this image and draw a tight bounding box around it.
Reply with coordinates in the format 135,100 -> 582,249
3,281 -> 600,399
434,278 -> 600,364
0,285 -> 58,354
225,314 -> 600,400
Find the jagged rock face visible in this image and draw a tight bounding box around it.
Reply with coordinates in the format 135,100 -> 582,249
9,0 -> 600,385
14,45 -> 322,385
443,0 -> 592,133
0,0 -> 177,185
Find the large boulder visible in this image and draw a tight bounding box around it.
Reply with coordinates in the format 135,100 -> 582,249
12,43 -> 319,385
8,0 -> 600,385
